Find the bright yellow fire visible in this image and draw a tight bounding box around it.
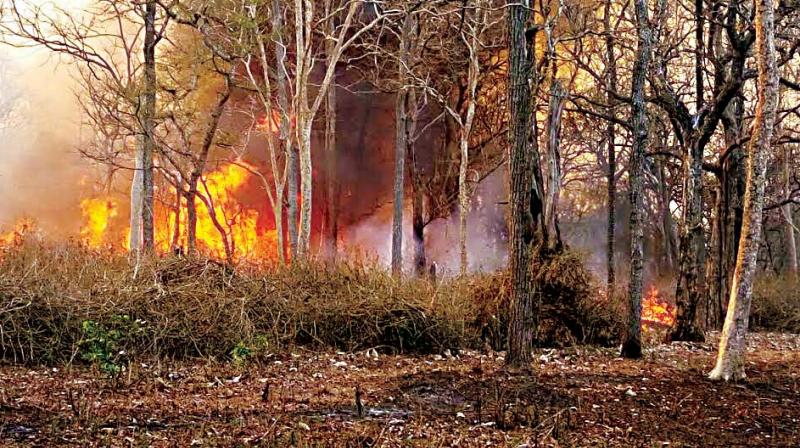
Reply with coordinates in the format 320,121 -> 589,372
80,198 -> 118,248
79,162 -> 279,261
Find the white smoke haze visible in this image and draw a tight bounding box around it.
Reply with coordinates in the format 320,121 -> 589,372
0,42 -> 90,236
345,170 -> 508,276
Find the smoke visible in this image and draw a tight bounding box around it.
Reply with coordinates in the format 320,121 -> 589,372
344,169 -> 508,276
0,44 -> 90,236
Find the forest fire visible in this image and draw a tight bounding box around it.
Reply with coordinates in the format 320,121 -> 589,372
641,286 -> 676,329
80,198 -> 118,248
74,163 -> 279,261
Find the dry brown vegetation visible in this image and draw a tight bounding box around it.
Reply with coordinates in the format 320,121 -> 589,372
0,240 -> 799,446
0,238 -> 616,368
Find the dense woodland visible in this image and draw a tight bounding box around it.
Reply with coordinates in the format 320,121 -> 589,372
0,0 -> 798,445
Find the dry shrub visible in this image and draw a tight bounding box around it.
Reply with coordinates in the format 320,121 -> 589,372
0,240 -> 477,365
0,239 -> 618,366
465,250 -> 621,349
752,275 -> 800,333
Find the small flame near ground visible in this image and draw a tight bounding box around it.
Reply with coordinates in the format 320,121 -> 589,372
642,286 -> 676,329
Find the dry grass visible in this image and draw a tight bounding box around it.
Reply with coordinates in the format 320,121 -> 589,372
752,274 -> 800,333
0,237 -> 616,367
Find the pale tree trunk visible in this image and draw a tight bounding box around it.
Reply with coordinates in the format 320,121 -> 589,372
291,0 -> 365,258
543,80 -> 566,251
506,2 -> 546,368
783,146 -> 797,274
293,0 -> 313,257
622,0 -> 654,359
129,143 -> 143,258
457,2 -> 484,276
709,0 -> 777,381
604,0 -> 617,295
141,0 -> 157,253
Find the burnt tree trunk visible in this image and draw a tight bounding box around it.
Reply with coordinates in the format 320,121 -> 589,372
709,0 -> 777,381
622,0 -> 653,359
506,3 -> 546,368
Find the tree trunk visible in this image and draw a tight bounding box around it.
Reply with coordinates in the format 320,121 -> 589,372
391,13 -> 413,277
392,86 -> 407,277
705,185 -> 722,327
656,159 -> 678,274
783,146 -> 797,274
129,143 -> 143,258
543,80 -> 566,252
718,98 -> 746,327
411,178 -> 425,277
171,185 -> 182,250
670,135 -> 707,342
324,75 -> 339,262
141,0 -> 157,253
604,0 -> 617,295
709,0 -> 777,381
323,2 -> 339,262
297,124 -> 313,257
458,16 -> 481,276
506,2 -> 545,368
622,0 -> 653,359
186,188 -> 197,254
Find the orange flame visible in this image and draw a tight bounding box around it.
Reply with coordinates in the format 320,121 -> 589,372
642,286 -> 676,329
0,219 -> 34,249
79,162 -> 280,261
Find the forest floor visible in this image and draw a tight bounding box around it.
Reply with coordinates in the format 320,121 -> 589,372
0,332 -> 798,447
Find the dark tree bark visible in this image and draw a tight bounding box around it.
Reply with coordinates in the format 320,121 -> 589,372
622,0 -> 654,359
185,79 -> 232,256
670,134 -> 707,342
604,0 -> 617,295
506,2 -> 546,368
